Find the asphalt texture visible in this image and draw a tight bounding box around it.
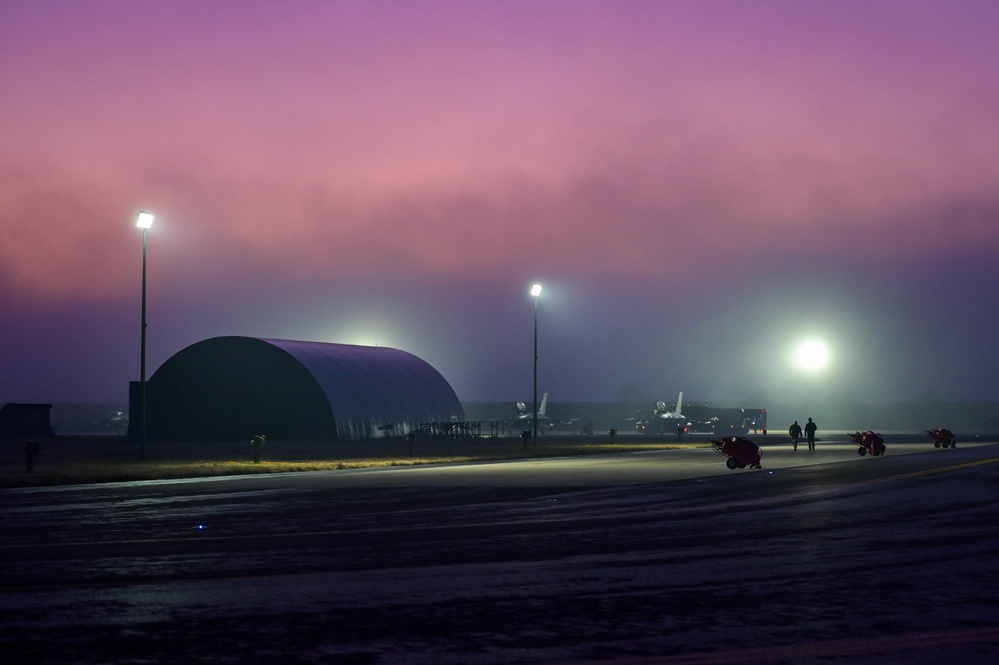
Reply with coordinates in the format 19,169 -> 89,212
2,436 -> 999,664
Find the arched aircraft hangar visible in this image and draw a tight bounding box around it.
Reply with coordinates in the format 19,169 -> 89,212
134,336 -> 464,442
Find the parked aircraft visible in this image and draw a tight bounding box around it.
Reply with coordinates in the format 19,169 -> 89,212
516,393 -> 548,421
505,393 -> 549,432
636,392 -> 689,436
98,410 -> 129,436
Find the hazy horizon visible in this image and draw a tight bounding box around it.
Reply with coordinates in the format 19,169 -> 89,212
3,1 -> 998,405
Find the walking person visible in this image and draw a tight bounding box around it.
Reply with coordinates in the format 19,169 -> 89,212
804,417 -> 817,451
789,420 -> 802,451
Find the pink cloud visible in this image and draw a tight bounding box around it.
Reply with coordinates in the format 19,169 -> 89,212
3,0 -> 999,304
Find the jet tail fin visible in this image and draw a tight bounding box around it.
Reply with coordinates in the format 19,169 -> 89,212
538,393 -> 549,416
675,392 -> 683,415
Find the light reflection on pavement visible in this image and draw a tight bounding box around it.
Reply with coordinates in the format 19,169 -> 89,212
2,439 -> 998,664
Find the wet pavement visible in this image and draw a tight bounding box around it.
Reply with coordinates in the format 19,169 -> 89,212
2,440 -> 999,663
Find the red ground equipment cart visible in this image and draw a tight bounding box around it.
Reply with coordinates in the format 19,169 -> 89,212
710,436 -> 762,469
849,431 -> 886,456
925,428 -> 956,449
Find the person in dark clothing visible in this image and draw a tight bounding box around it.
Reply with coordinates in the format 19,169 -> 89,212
804,418 -> 817,451
789,421 -> 802,450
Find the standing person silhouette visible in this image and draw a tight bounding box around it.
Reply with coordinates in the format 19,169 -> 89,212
789,420 -> 802,450
804,418 -> 817,451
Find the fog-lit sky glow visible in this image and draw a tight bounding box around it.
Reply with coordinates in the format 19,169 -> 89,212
3,0 -> 998,405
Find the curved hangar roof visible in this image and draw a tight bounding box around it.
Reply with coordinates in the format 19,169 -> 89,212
146,336 -> 464,441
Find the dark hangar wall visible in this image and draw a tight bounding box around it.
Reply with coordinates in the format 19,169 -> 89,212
142,336 -> 464,442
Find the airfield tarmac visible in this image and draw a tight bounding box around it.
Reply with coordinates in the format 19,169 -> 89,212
2,435 -> 999,664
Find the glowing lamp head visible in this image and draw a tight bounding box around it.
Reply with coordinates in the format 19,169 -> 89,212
530,284 -> 542,297
136,210 -> 155,229
794,339 -> 831,373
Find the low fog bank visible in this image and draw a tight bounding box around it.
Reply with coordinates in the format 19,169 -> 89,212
23,401 -> 999,439
47,403 -> 129,436
763,401 -> 999,434
463,401 -> 999,434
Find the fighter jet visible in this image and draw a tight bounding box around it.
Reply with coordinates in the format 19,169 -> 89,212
636,392 -> 689,436
506,393 -> 549,432
98,410 -> 129,437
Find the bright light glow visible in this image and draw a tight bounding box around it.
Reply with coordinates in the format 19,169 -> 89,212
794,339 -> 831,373
136,210 -> 154,229
530,284 -> 542,297
325,317 -> 404,348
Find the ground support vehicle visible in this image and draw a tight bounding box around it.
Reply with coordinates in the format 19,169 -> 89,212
849,431 -> 886,456
710,436 -> 762,469
925,428 -> 956,449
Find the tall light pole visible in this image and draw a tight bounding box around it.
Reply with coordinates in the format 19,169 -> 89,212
136,210 -> 154,462
531,283 -> 542,447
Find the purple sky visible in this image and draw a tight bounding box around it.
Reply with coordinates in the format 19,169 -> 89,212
2,0 -> 998,406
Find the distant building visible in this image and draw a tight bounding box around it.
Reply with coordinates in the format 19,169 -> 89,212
0,403 -> 55,439
129,336 -> 464,442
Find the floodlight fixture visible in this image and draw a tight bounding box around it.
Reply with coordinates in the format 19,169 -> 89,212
794,338 -> 831,374
136,210 -> 155,229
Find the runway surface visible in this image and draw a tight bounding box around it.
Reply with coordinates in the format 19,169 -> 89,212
2,437 -> 999,664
